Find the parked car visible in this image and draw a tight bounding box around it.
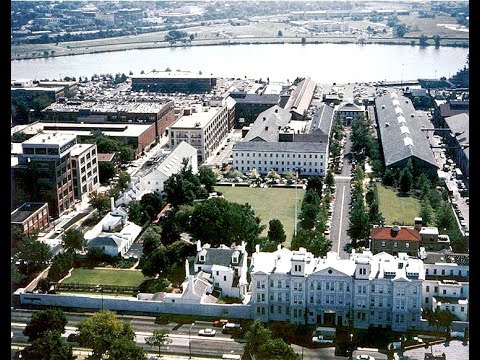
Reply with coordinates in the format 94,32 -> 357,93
222,323 -> 242,333
199,328 -> 216,337
213,319 -> 229,327
357,355 -> 375,360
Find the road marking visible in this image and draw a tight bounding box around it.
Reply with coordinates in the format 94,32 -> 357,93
337,184 -> 345,255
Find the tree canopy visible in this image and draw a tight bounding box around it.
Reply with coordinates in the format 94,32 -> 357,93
76,310 -> 136,359
62,228 -> 85,253
23,308 -> 68,342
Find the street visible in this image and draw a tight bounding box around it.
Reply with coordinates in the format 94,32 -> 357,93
331,128 -> 354,259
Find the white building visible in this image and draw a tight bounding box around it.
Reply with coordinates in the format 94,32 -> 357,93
69,143 -> 100,201
250,247 -> 425,331
420,249 -> 469,322
169,103 -> 229,163
233,105 -> 331,176
193,240 -> 249,299
137,141 -> 197,196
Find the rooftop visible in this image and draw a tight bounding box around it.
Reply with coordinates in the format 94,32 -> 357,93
22,132 -> 76,147
170,104 -> 225,129
131,70 -> 215,79
11,202 -> 48,223
21,122 -> 153,138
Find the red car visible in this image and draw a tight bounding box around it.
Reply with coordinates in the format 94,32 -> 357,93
213,319 -> 229,327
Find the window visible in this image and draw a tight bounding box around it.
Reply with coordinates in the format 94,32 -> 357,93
441,269 -> 445,275
406,242 -> 410,248
224,276 -> 227,281
433,269 -> 437,275
394,241 -> 398,248
443,289 -> 446,295
381,241 -> 386,247
425,297 -> 429,304
434,286 -> 438,293
278,306 -> 282,314
426,286 -> 430,292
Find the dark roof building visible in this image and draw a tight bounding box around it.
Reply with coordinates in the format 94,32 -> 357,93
438,100 -> 469,118
444,113 -> 469,180
284,78 -> 317,120
375,91 -> 438,175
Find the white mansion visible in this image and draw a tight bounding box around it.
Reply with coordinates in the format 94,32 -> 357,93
250,246 -> 427,332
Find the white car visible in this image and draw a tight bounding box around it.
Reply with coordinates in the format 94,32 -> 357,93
357,355 -> 375,360
198,328 -> 216,337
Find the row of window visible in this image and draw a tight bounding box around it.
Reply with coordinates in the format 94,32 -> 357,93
426,268 -> 468,276
236,153 -> 323,159
239,167 -> 321,174
238,160 -> 323,167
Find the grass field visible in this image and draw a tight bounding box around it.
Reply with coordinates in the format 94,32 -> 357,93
215,186 -> 305,248
376,184 -> 420,226
62,268 -> 150,287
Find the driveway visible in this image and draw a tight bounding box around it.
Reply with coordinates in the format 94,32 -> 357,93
331,128 -> 353,259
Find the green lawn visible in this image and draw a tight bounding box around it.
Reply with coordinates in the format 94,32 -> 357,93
376,184 -> 420,226
62,268 -> 150,287
215,186 -> 305,248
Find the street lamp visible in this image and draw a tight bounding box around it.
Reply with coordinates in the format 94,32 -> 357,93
96,284 -> 103,310
189,322 -> 194,359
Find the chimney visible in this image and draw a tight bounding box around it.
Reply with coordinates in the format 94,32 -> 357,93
241,241 -> 246,253
414,217 -> 423,231
277,244 -> 282,251
110,197 -> 115,212
255,244 -> 260,253
185,259 -> 190,277
188,275 -> 194,292
390,225 -> 400,237
197,240 -> 202,252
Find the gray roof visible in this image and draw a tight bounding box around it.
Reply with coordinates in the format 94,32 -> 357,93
444,113 -> 469,160
243,105 -> 291,142
285,78 -> 317,115
196,248 -> 244,267
309,104 -> 335,136
234,140 -> 327,153
423,251 -> 469,266
375,92 -> 437,168
231,93 -> 280,105
337,102 -> 364,112
87,235 -> 124,248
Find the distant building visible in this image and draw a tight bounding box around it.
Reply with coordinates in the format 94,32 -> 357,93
233,104 -> 332,176
375,91 -> 438,175
69,143 -> 100,201
284,78 -> 317,120
370,225 -> 420,257
17,121 -> 157,159
420,249 -> 469,321
336,101 -> 365,125
443,113 -> 469,181
114,8 -> 144,23
193,240 -> 249,299
169,103 -> 229,163
11,79 -> 65,110
131,70 -> 216,93
250,247 -> 424,331
12,133 -> 78,217
11,202 -> 50,238
41,99 -> 176,139
229,92 -> 281,127
37,80 -> 78,98
134,141 -> 198,196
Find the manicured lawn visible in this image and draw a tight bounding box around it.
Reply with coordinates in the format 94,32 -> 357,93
62,268 -> 150,287
215,186 -> 305,248
376,184 -> 420,226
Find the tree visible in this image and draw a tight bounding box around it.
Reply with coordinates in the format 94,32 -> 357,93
244,320 -> 273,358
109,338 -> 147,360
21,330 -> 75,360
348,201 -> 370,245
394,23 -> 407,37
128,200 -> 149,226
435,203 -> 453,230
145,329 -> 172,358
24,308 -> 68,342
418,200 -> 435,225
198,165 -> 217,193
267,219 -> 286,244
48,252 -> 75,282
306,176 -> 323,197
62,228 -> 85,253
88,191 -> 111,217
325,170 -> 335,188
117,171 -> 131,191
399,166 -> 413,194
77,310 -> 135,359
140,193 -> 164,219
300,203 -> 319,230
419,34 -> 429,46
301,37 -> 307,44
277,30 -> 283,37
258,338 -> 300,360
98,161 -> 116,184
12,234 -> 52,277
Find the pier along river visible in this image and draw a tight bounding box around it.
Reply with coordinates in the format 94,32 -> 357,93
12,43 -> 468,84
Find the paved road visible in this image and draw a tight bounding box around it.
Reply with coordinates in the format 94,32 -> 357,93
11,309 -> 245,359
331,128 -> 353,259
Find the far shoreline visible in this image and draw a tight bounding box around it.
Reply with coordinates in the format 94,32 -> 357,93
11,35 -> 469,62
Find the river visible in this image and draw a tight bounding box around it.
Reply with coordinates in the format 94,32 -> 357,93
11,43 -> 468,84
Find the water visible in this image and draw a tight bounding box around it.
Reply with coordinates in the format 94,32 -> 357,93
11,43 -> 468,84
